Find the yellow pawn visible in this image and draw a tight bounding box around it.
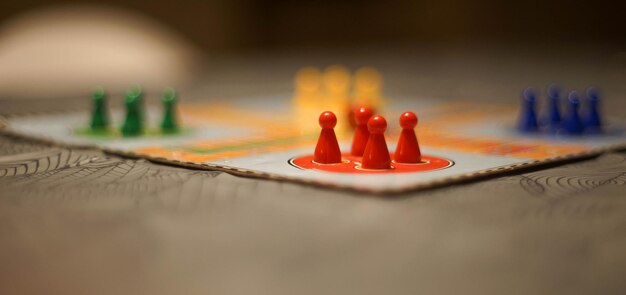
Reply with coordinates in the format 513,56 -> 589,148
353,67 -> 384,110
322,65 -> 351,131
322,65 -> 351,111
293,67 -> 324,133
293,67 -> 322,105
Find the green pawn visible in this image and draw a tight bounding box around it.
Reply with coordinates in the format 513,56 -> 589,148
121,89 -> 143,136
160,88 -> 179,134
90,88 -> 109,132
127,85 -> 145,124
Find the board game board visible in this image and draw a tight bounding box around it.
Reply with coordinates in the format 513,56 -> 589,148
3,92 -> 625,194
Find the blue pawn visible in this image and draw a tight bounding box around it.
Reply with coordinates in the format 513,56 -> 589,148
517,87 -> 539,133
563,91 -> 584,135
543,83 -> 561,132
584,87 -> 602,133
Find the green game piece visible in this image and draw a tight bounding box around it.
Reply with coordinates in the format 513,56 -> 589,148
90,88 -> 109,131
160,88 -> 179,133
120,88 -> 143,136
128,85 -> 145,123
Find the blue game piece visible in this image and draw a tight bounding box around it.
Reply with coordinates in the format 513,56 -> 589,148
543,83 -> 561,132
517,87 -> 539,132
563,91 -> 584,135
584,87 -> 602,132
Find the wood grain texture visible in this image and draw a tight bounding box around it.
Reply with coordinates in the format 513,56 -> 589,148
0,133 -> 625,294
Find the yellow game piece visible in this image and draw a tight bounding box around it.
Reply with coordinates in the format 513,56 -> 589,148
293,67 -> 322,108
353,67 -> 384,110
322,65 -> 351,111
322,65 -> 352,131
293,67 -> 324,133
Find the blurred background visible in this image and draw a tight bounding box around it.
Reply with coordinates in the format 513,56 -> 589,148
0,0 -> 625,108
3,0 -> 624,51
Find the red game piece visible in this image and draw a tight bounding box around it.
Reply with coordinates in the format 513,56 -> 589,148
314,111 -> 342,164
351,106 -> 373,156
361,115 -> 391,169
394,112 -> 422,163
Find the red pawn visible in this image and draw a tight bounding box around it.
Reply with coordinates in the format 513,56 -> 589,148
351,106 -> 373,156
314,111 -> 342,164
361,115 -> 391,169
394,112 -> 421,163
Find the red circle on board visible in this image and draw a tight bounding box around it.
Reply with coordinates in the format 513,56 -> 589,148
289,153 -> 454,174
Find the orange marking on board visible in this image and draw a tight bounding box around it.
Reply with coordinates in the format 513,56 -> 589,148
180,103 -> 297,134
180,150 -> 251,162
135,147 -> 178,158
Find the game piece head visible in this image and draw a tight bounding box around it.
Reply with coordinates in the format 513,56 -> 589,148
319,111 -> 337,129
547,83 -> 560,99
523,87 -> 537,102
355,67 -> 382,90
162,88 -> 176,102
399,112 -> 418,129
568,91 -> 581,106
368,115 -> 387,134
125,86 -> 142,103
125,93 -> 137,104
295,67 -> 322,91
586,87 -> 600,102
354,106 -> 374,125
128,85 -> 142,96
323,65 -> 351,90
92,87 -> 106,101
